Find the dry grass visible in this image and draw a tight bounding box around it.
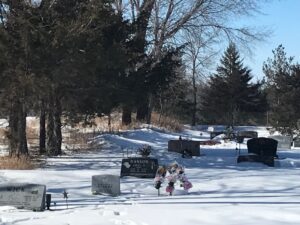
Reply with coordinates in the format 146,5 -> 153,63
0,156 -> 36,170
151,112 -> 183,132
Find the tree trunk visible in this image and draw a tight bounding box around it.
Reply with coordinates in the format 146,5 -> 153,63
136,101 -> 148,122
192,59 -> 197,126
54,96 -> 62,153
46,92 -> 62,156
39,100 -> 46,154
46,93 -> 55,155
8,99 -> 28,157
146,94 -> 153,124
122,105 -> 132,125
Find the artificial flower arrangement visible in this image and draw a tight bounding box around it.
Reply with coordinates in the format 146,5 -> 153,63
137,144 -> 152,157
154,162 -> 192,196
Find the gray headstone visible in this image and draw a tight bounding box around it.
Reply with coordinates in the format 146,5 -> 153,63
294,138 -> 300,148
0,183 -> 46,211
268,135 -> 292,149
168,140 -> 200,156
92,175 -> 120,196
120,157 -> 158,178
237,131 -> 258,139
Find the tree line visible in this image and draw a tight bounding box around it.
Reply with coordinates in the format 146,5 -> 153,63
0,0 -> 281,158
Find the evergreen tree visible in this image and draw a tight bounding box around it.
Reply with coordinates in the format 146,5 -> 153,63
263,45 -> 300,135
201,43 -> 265,125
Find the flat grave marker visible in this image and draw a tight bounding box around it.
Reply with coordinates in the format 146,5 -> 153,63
92,175 -> 120,196
120,157 -> 158,178
0,183 -> 46,211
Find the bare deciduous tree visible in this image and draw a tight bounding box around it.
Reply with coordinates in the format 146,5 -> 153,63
114,0 -> 271,124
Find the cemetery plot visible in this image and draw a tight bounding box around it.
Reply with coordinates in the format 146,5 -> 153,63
168,140 -> 200,156
269,135 -> 292,149
92,175 -> 120,196
0,183 -> 46,211
120,157 -> 158,178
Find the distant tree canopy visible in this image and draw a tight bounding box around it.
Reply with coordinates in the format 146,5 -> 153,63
263,45 -> 300,135
201,43 -> 267,125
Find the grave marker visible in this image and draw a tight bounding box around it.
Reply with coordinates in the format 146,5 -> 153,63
247,137 -> 278,157
0,183 -> 46,211
268,135 -> 292,149
294,138 -> 300,148
237,131 -> 258,139
168,140 -> 200,156
237,138 -> 278,167
92,175 -> 120,196
120,157 -> 158,178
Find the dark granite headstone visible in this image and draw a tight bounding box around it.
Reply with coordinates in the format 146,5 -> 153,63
269,135 -> 292,149
0,183 -> 46,211
168,140 -> 200,156
92,175 -> 120,196
247,138 -> 278,157
120,157 -> 158,178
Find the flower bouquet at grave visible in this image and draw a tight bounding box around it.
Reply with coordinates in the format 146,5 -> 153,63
137,144 -> 152,157
153,163 -> 192,196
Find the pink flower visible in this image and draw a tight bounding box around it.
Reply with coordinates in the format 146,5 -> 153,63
166,185 -> 174,193
183,181 -> 192,190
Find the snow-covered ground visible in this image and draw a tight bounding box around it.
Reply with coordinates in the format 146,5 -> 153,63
1,126 -> 300,225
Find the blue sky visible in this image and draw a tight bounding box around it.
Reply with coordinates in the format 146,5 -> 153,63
234,0 -> 300,80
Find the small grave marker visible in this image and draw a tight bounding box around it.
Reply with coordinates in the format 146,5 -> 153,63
92,175 -> 120,196
269,135 -> 292,149
294,138 -> 300,148
237,131 -> 258,139
120,157 -> 158,178
0,183 -> 46,211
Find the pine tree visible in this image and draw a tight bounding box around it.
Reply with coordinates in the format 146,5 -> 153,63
263,45 -> 300,135
201,43 -> 265,125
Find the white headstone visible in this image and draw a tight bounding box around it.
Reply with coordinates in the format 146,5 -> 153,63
92,175 -> 120,196
207,126 -> 214,132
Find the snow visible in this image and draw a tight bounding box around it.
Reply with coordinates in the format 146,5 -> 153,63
1,126 -> 300,225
